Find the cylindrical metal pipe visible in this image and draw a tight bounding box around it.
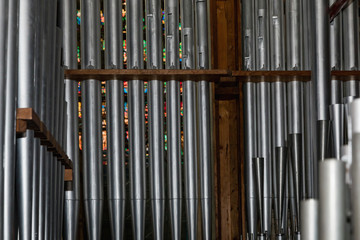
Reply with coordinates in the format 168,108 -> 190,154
351,99 -> 360,240
253,157 -> 264,233
329,104 -> 344,160
301,199 -> 318,240
270,0 -> 285,70
80,0 -> 103,238
255,0 -> 270,70
165,0 -> 182,239
182,0 -> 198,239
275,147 -> 287,235
59,0 -> 80,238
286,0 -> 303,70
3,0 -> 18,238
242,0 -> 255,71
311,0 -> 331,121
104,0 -> 126,239
256,82 -> 271,236
146,0 -> 165,238
271,81 -> 286,232
244,82 -> 258,238
17,0 -> 38,237
319,159 -> 346,240
195,0 -> 212,238
127,0 -> 146,239
343,0 -> 359,71
0,0 -> 9,236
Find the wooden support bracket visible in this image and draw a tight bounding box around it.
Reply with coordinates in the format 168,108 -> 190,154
16,108 -> 73,171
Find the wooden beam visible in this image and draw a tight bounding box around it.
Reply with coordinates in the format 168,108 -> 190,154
329,0 -> 350,22
64,69 -> 231,82
16,108 -> 73,170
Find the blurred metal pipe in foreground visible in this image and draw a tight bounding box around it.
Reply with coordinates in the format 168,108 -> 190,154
60,0 -> 80,238
244,82 -> 257,239
80,0 -> 103,238
301,199 -> 318,240
351,99 -> 360,240
319,159 -> 346,240
3,0 -> 18,238
104,0 -> 126,239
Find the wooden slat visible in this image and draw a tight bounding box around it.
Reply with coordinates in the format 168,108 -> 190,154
64,169 -> 73,181
329,0 -> 350,22
64,69 -> 231,82
232,70 -> 360,82
16,108 -> 73,170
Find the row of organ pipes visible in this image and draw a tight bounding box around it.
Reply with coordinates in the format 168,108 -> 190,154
0,0 -> 213,239
243,0 -> 360,239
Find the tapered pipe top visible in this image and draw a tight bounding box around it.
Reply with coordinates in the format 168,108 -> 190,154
319,159 -> 346,240
275,146 -> 287,234
254,157 -> 264,233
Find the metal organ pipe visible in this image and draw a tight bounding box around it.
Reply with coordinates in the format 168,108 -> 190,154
60,0 -> 80,238
104,0 -> 126,239
3,0 -> 18,238
146,0 -> 165,239
80,0 -> 103,238
127,0 -> 146,238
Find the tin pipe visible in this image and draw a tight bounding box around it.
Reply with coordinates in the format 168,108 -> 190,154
104,0 -> 126,239
255,0 -> 270,70
59,0 -> 80,238
17,0 -> 38,236
351,99 -> 360,240
271,82 -> 286,232
343,0 -> 359,71
256,82 -> 271,236
301,199 -> 319,240
182,0 -> 198,238
146,0 -> 165,238
244,82 -> 257,238
286,0 -> 302,70
80,0 -> 103,238
329,104 -> 344,160
270,0 -> 285,70
195,0 -> 212,238
3,0 -> 18,238
254,157 -> 264,234
242,0 -> 255,71
165,0 -> 182,238
275,147 -> 287,235
319,159 -> 346,240
127,0 -> 146,238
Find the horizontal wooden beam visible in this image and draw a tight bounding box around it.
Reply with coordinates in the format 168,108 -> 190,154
65,69 -> 360,83
232,70 -> 360,82
65,69 -> 231,82
16,108 -> 73,170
